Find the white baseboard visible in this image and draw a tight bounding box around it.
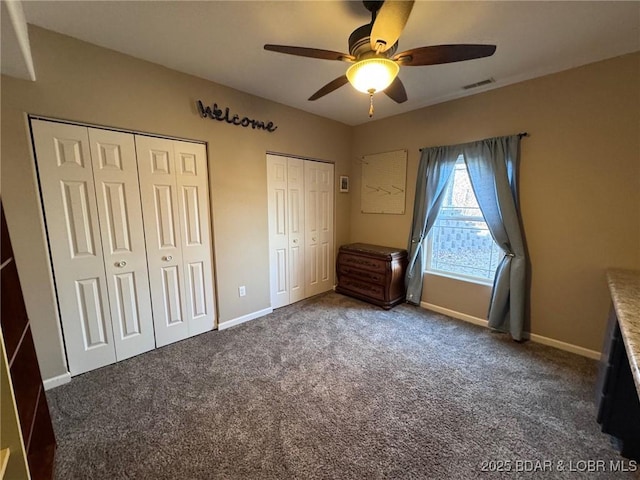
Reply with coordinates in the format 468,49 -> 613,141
420,302 -> 601,360
43,372 -> 71,390
218,307 -> 273,331
421,302 -> 490,328
525,332 -> 600,359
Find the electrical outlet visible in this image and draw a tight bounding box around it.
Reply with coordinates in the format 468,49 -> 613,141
238,285 -> 246,297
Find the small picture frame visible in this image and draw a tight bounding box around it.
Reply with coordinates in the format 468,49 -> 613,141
339,175 -> 349,193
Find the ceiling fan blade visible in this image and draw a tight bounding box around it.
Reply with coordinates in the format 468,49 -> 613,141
264,44 -> 354,62
394,44 -> 497,66
370,0 -> 415,53
308,76 -> 350,101
384,76 -> 408,103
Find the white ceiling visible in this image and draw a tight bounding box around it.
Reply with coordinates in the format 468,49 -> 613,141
10,1 -> 640,126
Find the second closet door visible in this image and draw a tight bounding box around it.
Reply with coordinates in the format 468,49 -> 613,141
136,136 -> 215,347
267,155 -> 334,308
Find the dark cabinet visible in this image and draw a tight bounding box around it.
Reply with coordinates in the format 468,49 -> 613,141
1,202 -> 56,479
335,243 -> 407,309
596,306 -> 640,460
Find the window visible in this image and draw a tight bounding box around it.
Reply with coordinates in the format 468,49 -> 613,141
425,157 -> 503,284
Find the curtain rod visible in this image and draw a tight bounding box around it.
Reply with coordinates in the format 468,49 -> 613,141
419,132 -> 529,152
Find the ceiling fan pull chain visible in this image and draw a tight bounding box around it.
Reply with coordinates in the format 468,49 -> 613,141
369,91 -> 375,117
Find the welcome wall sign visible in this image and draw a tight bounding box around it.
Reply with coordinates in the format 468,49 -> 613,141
196,100 -> 278,133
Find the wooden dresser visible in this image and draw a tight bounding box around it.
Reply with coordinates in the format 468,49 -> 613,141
335,243 -> 408,310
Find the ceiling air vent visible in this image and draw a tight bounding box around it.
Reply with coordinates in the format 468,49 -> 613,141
462,78 -> 495,90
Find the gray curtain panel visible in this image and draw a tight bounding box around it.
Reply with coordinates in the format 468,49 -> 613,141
407,134 -> 526,339
405,146 -> 459,304
463,135 -> 526,340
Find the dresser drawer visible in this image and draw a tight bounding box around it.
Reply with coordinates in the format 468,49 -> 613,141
338,253 -> 387,273
337,265 -> 386,285
339,276 -> 385,301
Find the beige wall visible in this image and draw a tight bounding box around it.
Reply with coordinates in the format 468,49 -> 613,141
350,52 -> 640,352
1,27 -> 352,380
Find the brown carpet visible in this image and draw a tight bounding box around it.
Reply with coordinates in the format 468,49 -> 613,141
46,292 -> 636,479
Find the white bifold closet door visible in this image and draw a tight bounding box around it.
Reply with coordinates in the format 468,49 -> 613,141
88,128 -> 156,359
267,154 -> 334,308
32,120 -> 156,375
267,155 -> 306,309
32,119 -> 216,375
136,136 -> 215,347
305,160 -> 334,297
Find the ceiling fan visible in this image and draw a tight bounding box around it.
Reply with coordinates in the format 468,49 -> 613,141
264,0 -> 496,117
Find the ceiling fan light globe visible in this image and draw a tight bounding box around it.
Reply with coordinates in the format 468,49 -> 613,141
346,58 -> 399,94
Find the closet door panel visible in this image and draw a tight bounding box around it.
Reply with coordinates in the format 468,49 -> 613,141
32,120 -> 116,375
306,179 -> 319,292
136,136 -> 189,347
287,158 -> 305,303
305,161 -> 334,297
161,265 -> 183,324
318,165 -> 334,288
174,141 -> 215,335
267,155 -> 290,308
88,128 -> 156,360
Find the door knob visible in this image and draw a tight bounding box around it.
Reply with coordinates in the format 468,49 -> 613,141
163,255 -> 173,262
292,239 -> 298,244
312,237 -> 317,242
115,261 -> 127,268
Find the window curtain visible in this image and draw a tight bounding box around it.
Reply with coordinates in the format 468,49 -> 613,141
463,135 -> 526,340
406,134 -> 526,340
404,146 -> 459,304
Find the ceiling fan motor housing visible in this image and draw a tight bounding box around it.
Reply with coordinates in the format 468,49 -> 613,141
348,23 -> 398,58
363,1 -> 385,14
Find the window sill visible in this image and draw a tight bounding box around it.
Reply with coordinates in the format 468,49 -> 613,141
425,270 -> 493,287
